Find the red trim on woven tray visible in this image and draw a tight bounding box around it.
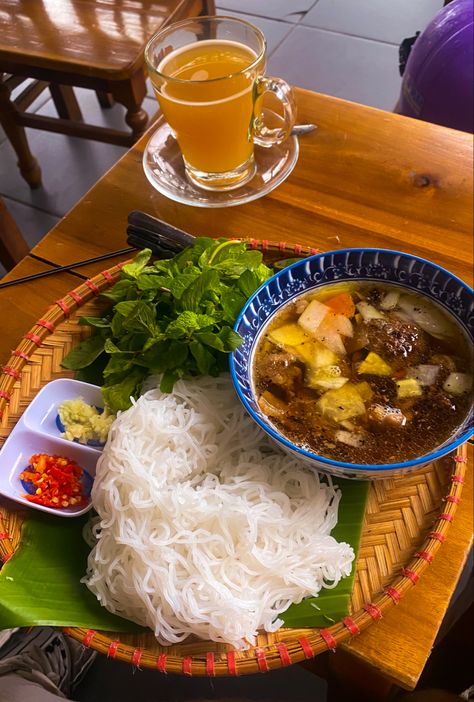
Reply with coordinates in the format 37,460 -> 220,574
402,568 -> 420,584
156,654 -> 167,673
1,553 -> 12,562
278,241 -> 287,252
255,648 -> 269,672
453,456 -> 467,464
55,299 -> 71,315
226,651 -> 237,675
69,290 -> 83,304
342,617 -> 360,636
445,495 -> 461,504
298,637 -> 314,659
0,532 -> 10,540
415,550 -> 434,563
85,280 -> 100,294
36,319 -> 55,332
132,648 -> 142,668
429,532 -> 446,542
11,350 -> 30,361
2,366 -> 20,379
107,641 -> 119,658
0,390 -> 11,401
363,603 -> 382,620
183,656 -> 193,676
276,642 -> 291,666
24,332 -> 42,346
294,244 -> 302,254
101,270 -> 114,282
320,629 -> 337,650
205,652 -> 215,676
249,239 -> 258,249
439,513 -> 454,522
82,630 -> 96,647
384,586 -> 401,604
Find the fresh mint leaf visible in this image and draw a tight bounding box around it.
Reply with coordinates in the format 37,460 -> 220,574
220,289 -> 247,323
218,328 -> 243,351
195,331 -> 225,352
189,237 -> 219,263
135,340 -> 188,372
78,316 -> 111,328
180,269 -> 219,312
237,269 -> 264,298
121,249 -> 152,278
189,340 -> 217,375
102,367 -> 148,411
104,339 -> 134,355
160,370 -> 180,393
61,240 -> 273,407
114,300 -> 142,317
76,352 -> 108,386
165,311 -> 215,339
111,313 -> 125,338
61,334 -> 105,370
168,272 -> 200,300
136,274 -> 170,291
101,279 -> 134,303
206,240 -> 246,267
103,354 -> 135,378
212,250 -> 265,277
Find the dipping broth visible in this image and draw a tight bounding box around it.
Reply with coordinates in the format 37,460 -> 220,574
252,282 -> 473,464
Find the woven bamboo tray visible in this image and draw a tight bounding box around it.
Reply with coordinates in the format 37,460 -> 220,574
0,241 -> 468,676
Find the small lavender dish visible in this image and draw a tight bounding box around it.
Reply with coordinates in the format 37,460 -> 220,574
0,379 -> 105,517
230,248 -> 473,480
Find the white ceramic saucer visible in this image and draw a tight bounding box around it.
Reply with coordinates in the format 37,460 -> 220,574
142,118 -> 299,208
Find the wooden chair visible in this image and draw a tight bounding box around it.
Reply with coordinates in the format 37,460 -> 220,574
0,0 -> 215,188
0,196 -> 29,271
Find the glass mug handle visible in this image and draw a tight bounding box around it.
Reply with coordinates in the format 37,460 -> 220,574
253,76 -> 297,147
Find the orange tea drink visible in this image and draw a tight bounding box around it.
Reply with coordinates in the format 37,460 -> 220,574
145,17 -> 296,191
155,40 -> 263,181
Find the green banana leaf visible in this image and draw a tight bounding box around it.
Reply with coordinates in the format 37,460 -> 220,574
0,513 -> 140,632
282,478 -> 369,627
0,478 -> 368,632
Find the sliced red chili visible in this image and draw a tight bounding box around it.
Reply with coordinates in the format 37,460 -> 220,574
20,453 -> 89,509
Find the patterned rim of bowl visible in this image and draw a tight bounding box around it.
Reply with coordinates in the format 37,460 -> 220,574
230,248 -> 474,477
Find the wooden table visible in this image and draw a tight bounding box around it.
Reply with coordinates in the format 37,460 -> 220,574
1,88 -> 473,699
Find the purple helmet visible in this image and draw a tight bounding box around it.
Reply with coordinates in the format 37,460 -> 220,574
395,0 -> 473,133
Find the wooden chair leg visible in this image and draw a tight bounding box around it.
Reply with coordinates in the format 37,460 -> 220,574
49,84 -> 83,121
0,80 -> 42,188
0,197 -> 29,270
96,91 -> 115,109
111,71 -> 148,141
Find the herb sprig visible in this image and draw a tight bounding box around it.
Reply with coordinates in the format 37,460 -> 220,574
62,238 -> 272,411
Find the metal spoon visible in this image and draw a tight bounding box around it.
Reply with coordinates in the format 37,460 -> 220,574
291,123 -> 317,136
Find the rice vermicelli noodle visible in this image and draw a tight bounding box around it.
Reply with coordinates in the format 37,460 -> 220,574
84,376 -> 355,649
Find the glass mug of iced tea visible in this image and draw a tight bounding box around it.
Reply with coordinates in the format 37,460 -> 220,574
145,16 -> 296,191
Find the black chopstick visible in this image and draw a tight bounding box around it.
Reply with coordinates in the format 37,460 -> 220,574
1,211 -> 197,290
0,247 -> 136,290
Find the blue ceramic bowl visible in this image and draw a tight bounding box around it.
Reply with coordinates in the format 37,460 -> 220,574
230,248 -> 474,479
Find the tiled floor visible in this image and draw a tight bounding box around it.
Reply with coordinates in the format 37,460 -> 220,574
0,0 -> 444,279
0,2 -> 446,700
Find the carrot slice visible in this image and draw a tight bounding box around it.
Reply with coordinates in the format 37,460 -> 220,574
325,292 -> 355,318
